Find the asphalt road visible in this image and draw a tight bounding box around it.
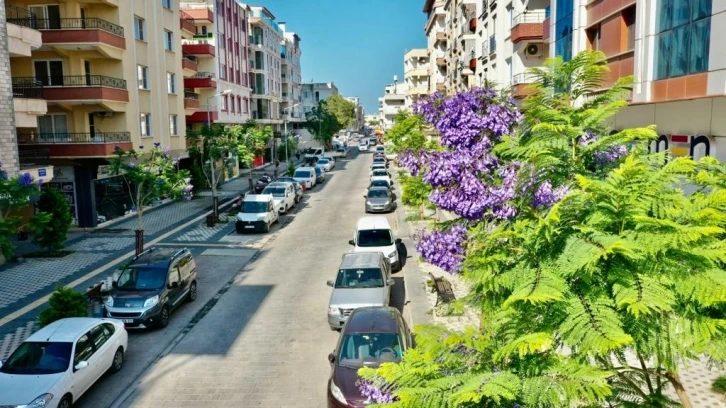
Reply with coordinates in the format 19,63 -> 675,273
73,147 -> 408,408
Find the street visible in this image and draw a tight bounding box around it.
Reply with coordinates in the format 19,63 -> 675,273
65,148 -> 408,407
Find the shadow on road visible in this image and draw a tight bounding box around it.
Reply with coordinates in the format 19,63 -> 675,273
397,241 -> 408,271
390,276 -> 407,314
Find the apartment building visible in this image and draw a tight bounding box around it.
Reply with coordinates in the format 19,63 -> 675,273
404,48 -> 430,107
300,81 -> 339,117
423,0 -> 448,94
345,96 -> 365,130
279,23 -> 302,129
181,0 -> 251,132
6,0 -> 186,227
248,6 -> 283,131
378,82 -> 408,130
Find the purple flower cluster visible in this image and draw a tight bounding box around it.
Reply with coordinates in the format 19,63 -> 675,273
0,162 -> 6,181
357,380 -> 395,404
594,145 -> 628,165
416,224 -> 468,273
18,172 -> 34,188
533,181 -> 570,208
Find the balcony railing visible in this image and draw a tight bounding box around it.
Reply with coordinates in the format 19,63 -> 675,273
19,149 -> 50,169
180,10 -> 195,24
513,11 -> 546,26
35,18 -> 124,37
184,91 -> 199,100
6,4 -> 37,28
189,72 -> 215,79
192,32 -> 213,39
17,132 -> 132,144
12,81 -> 43,98
182,38 -> 213,45
13,75 -> 126,89
512,72 -> 538,85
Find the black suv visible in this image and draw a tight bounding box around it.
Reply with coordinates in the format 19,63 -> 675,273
105,247 -> 198,329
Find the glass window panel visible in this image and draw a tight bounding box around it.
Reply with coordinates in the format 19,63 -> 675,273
672,0 -> 690,27
657,0 -> 673,32
670,25 -> 689,77
689,18 -> 711,74
692,0 -> 712,21
656,31 -> 672,79
53,115 -> 68,134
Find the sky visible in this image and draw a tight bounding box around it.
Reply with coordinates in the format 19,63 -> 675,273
249,0 -> 428,115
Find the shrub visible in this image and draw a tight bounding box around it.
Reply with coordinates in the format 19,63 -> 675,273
713,376 -> 726,395
37,286 -> 88,327
32,188 -> 71,251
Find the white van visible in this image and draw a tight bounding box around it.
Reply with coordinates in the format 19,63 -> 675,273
293,167 -> 316,189
348,216 -> 402,271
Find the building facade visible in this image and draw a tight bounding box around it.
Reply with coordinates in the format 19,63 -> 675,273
280,23 -> 302,129
300,81 -> 338,117
378,82 -> 408,130
344,96 -> 365,130
423,0 -> 448,95
404,48 -> 430,108
248,6 -> 283,131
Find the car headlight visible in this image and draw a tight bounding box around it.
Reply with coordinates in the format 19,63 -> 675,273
328,306 -> 339,315
104,296 -> 114,307
143,295 -> 159,308
25,394 -> 53,408
329,381 -> 347,405
388,251 -> 397,259
366,201 -> 372,205
384,201 -> 391,206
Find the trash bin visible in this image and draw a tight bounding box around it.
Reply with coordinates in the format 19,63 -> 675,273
206,214 -> 216,227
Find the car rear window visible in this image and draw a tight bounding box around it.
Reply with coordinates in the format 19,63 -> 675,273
294,170 -> 310,178
335,268 -> 384,288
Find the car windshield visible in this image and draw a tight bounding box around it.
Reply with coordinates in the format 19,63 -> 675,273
338,333 -> 402,368
263,187 -> 286,197
370,180 -> 390,188
314,167 -> 322,175
368,189 -> 389,198
317,159 -> 329,164
0,342 -> 72,375
294,170 -> 311,178
357,229 -> 393,247
372,170 -> 388,177
242,201 -> 269,213
303,147 -> 316,154
335,268 -> 384,288
116,266 -> 167,291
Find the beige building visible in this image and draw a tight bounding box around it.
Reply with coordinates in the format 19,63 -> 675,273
280,23 -> 302,128
248,6 -> 284,131
423,0 -> 447,94
7,0 -> 186,227
404,48 -> 430,108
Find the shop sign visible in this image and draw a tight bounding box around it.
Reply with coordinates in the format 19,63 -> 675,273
53,166 -> 75,183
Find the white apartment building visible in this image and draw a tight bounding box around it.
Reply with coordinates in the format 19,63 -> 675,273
249,6 -> 283,131
404,48 -> 430,107
300,81 -> 339,117
280,23 -> 302,127
423,0 -> 448,94
378,82 -> 408,130
181,0 -> 252,130
344,96 -> 365,130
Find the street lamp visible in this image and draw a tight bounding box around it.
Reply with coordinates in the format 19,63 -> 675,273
205,89 -> 231,220
282,103 -> 300,169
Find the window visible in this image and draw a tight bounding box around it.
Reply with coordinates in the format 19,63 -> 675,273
169,114 -> 178,135
237,96 -> 242,113
74,334 -> 95,366
33,60 -> 64,86
230,96 -> 235,113
137,65 -> 148,89
222,95 -> 228,111
168,268 -> 180,286
90,324 -> 112,350
140,113 -> 151,136
587,26 -> 601,51
164,30 -> 173,51
555,0 -> 574,61
162,0 -> 172,9
166,72 -> 176,93
656,0 -> 711,79
624,7 -> 636,51
134,16 -> 145,41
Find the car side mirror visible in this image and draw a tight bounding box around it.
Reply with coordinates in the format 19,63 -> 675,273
169,281 -> 180,289
387,278 -> 395,286
111,281 -> 118,288
0,360 -> 3,369
348,239 -> 355,246
75,361 -> 89,371
326,280 -> 334,287
395,238 -> 402,244
363,195 -> 367,198
328,352 -> 336,364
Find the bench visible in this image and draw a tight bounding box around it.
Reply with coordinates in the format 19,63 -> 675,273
86,281 -> 105,301
429,273 -> 455,306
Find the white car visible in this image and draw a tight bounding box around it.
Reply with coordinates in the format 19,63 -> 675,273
370,164 -> 387,175
349,216 -> 402,271
370,168 -> 392,182
235,194 -> 279,233
0,318 -> 128,408
263,182 -> 296,214
293,167 -> 317,189
358,143 -> 369,152
321,155 -> 336,168
316,158 -> 334,172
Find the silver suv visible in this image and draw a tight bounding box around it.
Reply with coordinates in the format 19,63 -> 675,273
326,252 -> 394,330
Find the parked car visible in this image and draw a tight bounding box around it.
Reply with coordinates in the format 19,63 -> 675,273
253,174 -> 274,193
349,216 -> 402,271
314,166 -> 326,184
370,169 -> 392,186
275,177 -> 305,202
327,307 -> 412,408
234,194 -> 279,233
358,143 -> 369,152
321,155 -> 337,168
369,137 -> 378,146
304,147 -> 324,165
369,164 -> 387,176
326,253 -> 394,330
372,156 -> 388,167
364,187 -> 396,213
293,167 -> 317,189
0,318 -> 128,408
316,158 -> 334,172
106,247 -> 197,329
262,182 -> 296,214
374,145 -> 385,155
336,146 -> 349,157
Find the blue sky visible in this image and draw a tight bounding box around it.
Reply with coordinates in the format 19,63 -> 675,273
249,0 -> 428,114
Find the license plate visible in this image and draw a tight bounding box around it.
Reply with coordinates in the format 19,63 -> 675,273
244,225 -> 255,229
122,319 -> 134,324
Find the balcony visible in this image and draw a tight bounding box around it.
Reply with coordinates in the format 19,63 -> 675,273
182,56 -> 198,74
184,72 -> 217,89
435,32 -> 447,43
184,91 -> 200,112
182,39 -> 215,57
511,73 -> 538,99
436,82 -> 445,91
543,6 -> 551,41
6,5 -> 42,57
12,82 -> 48,127
17,131 -> 132,158
511,11 -> 546,43
405,68 -> 429,79
180,11 -> 196,35
406,86 -> 428,96
180,7 -> 213,23
37,18 -> 126,59
13,75 -> 128,111
186,110 -> 217,124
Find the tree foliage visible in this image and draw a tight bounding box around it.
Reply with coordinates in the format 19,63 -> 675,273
326,94 -> 357,128
38,286 -> 88,328
0,165 -> 44,259
304,96 -> 356,148
32,187 -> 71,251
384,111 -> 429,154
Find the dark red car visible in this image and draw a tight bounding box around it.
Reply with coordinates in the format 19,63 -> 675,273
327,307 -> 412,407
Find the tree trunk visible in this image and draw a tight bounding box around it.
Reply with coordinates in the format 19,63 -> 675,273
136,187 -> 144,230
665,372 -> 693,408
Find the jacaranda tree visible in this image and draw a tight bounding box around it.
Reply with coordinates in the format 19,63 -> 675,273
359,50 -> 726,407
0,164 -> 45,259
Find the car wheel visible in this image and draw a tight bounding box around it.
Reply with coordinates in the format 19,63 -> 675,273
157,306 -> 170,328
263,222 -> 271,233
110,347 -> 124,373
187,281 -> 198,302
58,395 -> 72,408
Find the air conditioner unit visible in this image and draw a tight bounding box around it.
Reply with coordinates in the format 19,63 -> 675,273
95,112 -> 114,118
525,43 -> 543,57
